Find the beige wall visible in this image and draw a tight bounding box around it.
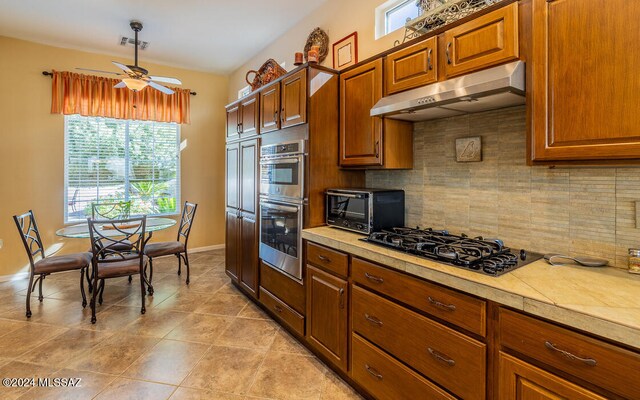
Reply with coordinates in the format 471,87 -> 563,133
367,106 -> 640,269
0,36 -> 228,278
228,0 -> 405,101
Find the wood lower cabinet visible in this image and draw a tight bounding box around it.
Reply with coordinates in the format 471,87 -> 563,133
281,69 -> 307,128
498,352 -> 606,400
385,36 -> 438,95
306,265 -> 348,372
442,3 -> 519,78
340,59 -> 413,169
260,81 -> 280,133
224,138 -> 259,296
530,0 -> 640,162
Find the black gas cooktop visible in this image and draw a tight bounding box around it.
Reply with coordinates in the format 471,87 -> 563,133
361,227 -> 543,276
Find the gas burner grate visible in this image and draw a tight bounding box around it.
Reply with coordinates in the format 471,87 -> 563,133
362,227 -> 542,276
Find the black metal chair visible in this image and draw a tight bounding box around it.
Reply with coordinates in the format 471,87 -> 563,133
144,202 -> 197,287
87,216 -> 149,323
13,210 -> 91,318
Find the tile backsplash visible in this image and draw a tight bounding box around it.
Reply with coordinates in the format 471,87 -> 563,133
366,106 -> 640,268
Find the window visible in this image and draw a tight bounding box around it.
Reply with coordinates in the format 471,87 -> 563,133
375,0 -> 421,39
64,115 -> 180,222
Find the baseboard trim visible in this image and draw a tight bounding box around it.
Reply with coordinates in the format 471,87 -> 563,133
0,244 -> 226,283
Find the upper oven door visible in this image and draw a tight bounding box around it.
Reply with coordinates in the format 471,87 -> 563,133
259,156 -> 304,200
326,191 -> 370,231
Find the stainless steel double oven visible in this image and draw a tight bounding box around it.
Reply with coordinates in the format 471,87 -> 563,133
259,139 -> 306,281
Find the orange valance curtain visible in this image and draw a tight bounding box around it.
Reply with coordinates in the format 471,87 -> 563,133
50,70 -> 191,124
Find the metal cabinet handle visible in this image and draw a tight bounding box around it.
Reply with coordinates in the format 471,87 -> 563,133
238,122 -> 243,133
364,272 -> 384,284
364,313 -> 383,327
317,255 -> 331,263
236,122 -> 240,133
273,111 -> 278,122
365,364 -> 383,380
281,108 -> 285,123
544,341 -> 597,366
274,305 -> 283,313
339,288 -> 345,309
427,296 -> 456,312
446,42 -> 452,65
428,347 -> 456,367
374,140 -> 380,159
427,48 -> 433,70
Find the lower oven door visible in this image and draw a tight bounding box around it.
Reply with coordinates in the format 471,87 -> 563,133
259,198 -> 303,281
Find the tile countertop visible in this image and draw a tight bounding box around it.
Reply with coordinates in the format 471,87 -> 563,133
302,226 -> 640,349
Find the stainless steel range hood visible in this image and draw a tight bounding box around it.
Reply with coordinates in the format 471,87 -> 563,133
370,61 -> 525,122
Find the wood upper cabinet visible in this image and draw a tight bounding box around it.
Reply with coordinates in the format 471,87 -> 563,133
530,0 -> 640,162
385,36 -> 438,95
498,352 -> 606,400
260,82 -> 281,133
340,59 -> 383,167
239,93 -> 259,137
239,140 -> 258,215
281,69 -> 307,128
225,143 -> 239,209
306,265 -> 349,372
443,3 -> 518,78
226,102 -> 240,140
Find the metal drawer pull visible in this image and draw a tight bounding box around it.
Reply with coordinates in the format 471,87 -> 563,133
317,255 -> 331,263
365,364 -> 383,380
427,296 -> 456,312
339,288 -> 345,309
428,348 -> 456,367
446,42 -> 452,65
274,305 -> 283,313
544,341 -> 597,366
427,48 -> 433,70
364,272 -> 384,284
364,313 -> 383,327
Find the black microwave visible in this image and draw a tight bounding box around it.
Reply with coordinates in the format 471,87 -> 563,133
325,189 -> 405,234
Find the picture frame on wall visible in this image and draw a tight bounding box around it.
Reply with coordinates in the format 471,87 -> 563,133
332,32 -> 358,70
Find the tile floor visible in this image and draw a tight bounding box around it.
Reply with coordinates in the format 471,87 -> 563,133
0,250 -> 363,400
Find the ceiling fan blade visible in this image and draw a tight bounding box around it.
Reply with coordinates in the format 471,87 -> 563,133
112,61 -> 134,74
147,80 -> 175,95
76,67 -> 124,76
114,81 -> 127,89
149,76 -> 182,85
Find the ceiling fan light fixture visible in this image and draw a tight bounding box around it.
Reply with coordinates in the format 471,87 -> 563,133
122,78 -> 148,91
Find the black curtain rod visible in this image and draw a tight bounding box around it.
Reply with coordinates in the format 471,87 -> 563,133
42,71 -> 197,96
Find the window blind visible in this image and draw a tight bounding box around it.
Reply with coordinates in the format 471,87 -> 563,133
64,114 -> 180,222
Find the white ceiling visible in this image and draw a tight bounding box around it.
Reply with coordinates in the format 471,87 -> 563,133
0,0 -> 327,74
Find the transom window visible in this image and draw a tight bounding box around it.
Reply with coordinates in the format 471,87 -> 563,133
376,0 -> 421,38
64,115 -> 180,222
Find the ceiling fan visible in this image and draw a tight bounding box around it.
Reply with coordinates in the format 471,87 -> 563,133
77,20 -> 182,95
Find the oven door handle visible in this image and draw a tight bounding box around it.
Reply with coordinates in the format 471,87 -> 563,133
260,202 -> 300,213
326,191 -> 362,199
260,158 -> 300,165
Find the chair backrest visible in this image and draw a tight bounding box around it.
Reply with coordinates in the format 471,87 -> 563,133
91,201 -> 132,220
13,210 -> 45,269
88,216 -> 146,263
177,202 -> 198,245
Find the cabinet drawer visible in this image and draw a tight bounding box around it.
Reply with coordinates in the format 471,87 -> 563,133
352,286 -> 486,400
352,257 -> 486,336
385,36 -> 438,95
305,242 -> 348,278
259,260 -> 305,314
352,334 -> 456,400
443,3 -> 518,78
259,287 -> 304,336
499,308 -> 640,400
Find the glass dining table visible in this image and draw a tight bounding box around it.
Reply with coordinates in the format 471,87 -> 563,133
56,217 -> 177,239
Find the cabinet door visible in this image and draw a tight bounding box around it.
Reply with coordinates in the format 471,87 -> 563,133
498,352 -> 606,400
306,265 -> 348,371
385,37 -> 438,95
225,210 -> 240,281
443,3 -> 518,78
531,0 -> 640,161
239,215 -> 258,296
225,143 -> 239,209
239,139 -> 258,215
281,69 -> 307,128
340,59 -> 383,167
226,102 -> 240,139
240,93 -> 259,137
260,82 -> 281,133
